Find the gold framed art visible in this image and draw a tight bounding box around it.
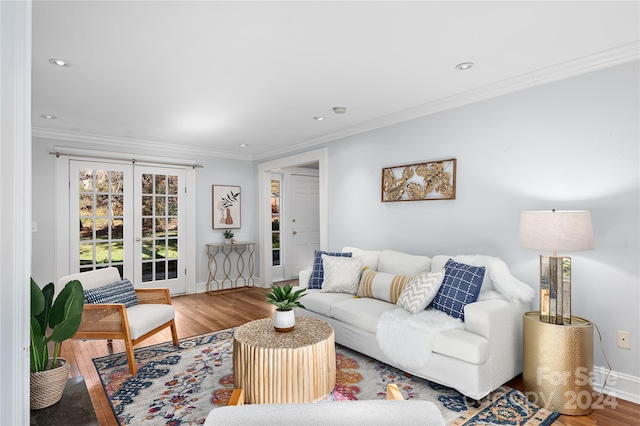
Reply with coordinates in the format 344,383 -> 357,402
382,158 -> 456,202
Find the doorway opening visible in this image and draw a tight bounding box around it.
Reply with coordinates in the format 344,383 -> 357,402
258,148 -> 328,287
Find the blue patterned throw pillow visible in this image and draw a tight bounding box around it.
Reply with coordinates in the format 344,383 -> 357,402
308,250 -> 352,289
432,259 -> 485,321
84,278 -> 139,308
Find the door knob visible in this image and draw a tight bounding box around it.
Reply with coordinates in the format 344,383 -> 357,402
135,237 -> 141,242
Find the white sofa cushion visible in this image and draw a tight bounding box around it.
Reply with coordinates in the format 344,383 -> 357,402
321,255 -> 362,294
299,289 -> 353,317
331,298 -> 397,334
126,304 -> 175,340
396,271 -> 444,314
342,246 -> 382,270
378,250 -> 431,275
357,269 -> 416,304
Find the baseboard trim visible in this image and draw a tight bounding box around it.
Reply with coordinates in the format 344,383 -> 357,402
593,365 -> 640,404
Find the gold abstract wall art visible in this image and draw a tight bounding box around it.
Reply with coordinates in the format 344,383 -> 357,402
382,158 -> 457,202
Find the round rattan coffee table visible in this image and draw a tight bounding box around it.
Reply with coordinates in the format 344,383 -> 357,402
232,316 -> 336,404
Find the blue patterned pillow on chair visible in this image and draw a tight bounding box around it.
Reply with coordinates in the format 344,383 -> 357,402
308,250 -> 352,289
432,259 -> 485,320
84,278 -> 139,308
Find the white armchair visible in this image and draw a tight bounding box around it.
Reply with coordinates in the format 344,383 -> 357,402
58,267 -> 179,375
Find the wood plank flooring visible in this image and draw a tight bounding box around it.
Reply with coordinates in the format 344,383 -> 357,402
61,287 -> 638,425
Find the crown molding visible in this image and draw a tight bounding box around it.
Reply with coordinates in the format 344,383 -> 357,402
33,42 -> 639,163
255,42 -> 640,161
32,127 -> 253,161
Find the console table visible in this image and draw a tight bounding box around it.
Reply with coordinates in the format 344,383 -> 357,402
206,242 -> 255,291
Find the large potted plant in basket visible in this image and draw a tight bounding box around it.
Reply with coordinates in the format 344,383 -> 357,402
266,284 -> 307,333
30,277 -> 84,410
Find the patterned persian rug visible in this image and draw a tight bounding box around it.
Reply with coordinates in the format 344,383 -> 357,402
93,328 -> 559,425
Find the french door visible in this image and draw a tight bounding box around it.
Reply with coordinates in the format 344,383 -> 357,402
70,160 -> 186,294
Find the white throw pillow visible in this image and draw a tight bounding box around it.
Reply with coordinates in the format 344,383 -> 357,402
397,271 -> 445,314
321,254 -> 362,294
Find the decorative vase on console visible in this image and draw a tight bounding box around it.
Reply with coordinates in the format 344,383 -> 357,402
223,230 -> 234,244
266,284 -> 307,332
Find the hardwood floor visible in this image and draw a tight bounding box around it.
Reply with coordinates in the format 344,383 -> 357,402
61,288 -> 638,425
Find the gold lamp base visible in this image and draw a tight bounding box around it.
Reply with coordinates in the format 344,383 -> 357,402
523,312 -> 593,415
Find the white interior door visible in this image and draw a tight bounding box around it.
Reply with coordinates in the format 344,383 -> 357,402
133,166 -> 186,295
287,173 -> 320,278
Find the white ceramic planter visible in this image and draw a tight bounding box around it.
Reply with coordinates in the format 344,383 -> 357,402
273,309 -> 295,332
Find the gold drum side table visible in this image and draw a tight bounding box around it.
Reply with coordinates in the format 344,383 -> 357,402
523,311 -> 593,415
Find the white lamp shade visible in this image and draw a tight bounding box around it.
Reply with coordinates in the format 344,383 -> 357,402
519,210 -> 594,252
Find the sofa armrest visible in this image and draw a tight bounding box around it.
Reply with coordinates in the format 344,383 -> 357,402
298,268 -> 311,289
463,299 -> 528,387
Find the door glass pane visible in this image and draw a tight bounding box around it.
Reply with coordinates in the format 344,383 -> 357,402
95,171 -> 109,192
168,260 -> 178,279
110,171 -> 123,193
142,218 -> 153,238
76,168 -> 125,272
155,261 -> 166,280
142,174 -> 153,194
168,176 -> 178,194
142,196 -> 153,215
155,175 -> 166,194
112,218 -> 123,239
155,196 -> 165,216
142,241 -> 153,260
142,262 -> 152,282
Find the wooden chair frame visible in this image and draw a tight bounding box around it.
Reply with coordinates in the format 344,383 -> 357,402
74,287 -> 179,375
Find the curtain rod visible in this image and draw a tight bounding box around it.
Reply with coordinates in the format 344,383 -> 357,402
49,150 -> 203,169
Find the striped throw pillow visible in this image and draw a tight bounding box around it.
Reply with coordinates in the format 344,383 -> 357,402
357,269 -> 416,304
84,278 -> 139,308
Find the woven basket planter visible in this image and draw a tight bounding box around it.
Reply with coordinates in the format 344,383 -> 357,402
30,358 -> 70,410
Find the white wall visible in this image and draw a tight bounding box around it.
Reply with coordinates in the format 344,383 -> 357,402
31,137 -> 257,290
323,62 -> 639,398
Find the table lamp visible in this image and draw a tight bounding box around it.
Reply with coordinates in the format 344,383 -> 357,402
519,210 -> 594,325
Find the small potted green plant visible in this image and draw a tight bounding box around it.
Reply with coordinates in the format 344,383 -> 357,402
223,230 -> 234,244
266,284 -> 307,332
30,277 -> 84,409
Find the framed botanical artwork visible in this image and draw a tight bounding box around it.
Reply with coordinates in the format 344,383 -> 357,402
382,158 -> 456,202
212,185 -> 241,229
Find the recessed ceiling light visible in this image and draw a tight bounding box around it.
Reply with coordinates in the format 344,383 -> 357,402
313,116 -> 324,121
455,62 -> 474,70
41,114 -> 57,119
49,58 -> 70,67
333,107 -> 347,114
239,143 -> 248,147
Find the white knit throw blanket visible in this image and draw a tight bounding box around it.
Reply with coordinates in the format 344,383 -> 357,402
376,308 -> 463,371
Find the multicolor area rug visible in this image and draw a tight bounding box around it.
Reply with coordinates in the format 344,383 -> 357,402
93,329 -> 559,425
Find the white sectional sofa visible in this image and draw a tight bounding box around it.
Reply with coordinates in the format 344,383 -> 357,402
295,247 -> 534,400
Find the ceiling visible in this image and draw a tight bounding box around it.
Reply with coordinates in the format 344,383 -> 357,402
32,1 -> 639,161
